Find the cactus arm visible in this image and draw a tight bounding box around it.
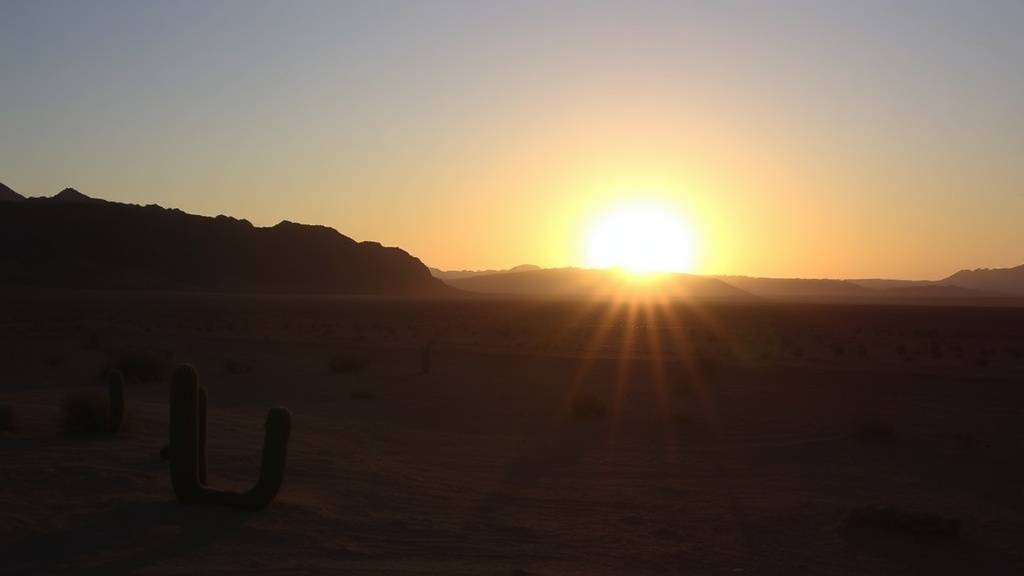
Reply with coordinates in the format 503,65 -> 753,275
242,406 -> 291,509
169,364 -> 203,503
167,364 -> 290,511
190,407 -> 292,511
197,385 -> 208,486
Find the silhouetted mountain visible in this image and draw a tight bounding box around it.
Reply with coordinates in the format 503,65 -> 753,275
430,264 -> 540,280
0,189 -> 453,295
0,182 -> 25,202
879,284 -> 1003,298
445,268 -> 756,300
940,264 -> 1024,295
713,276 -> 871,298
715,275 -> 1009,301
51,187 -> 95,203
847,279 -> 937,291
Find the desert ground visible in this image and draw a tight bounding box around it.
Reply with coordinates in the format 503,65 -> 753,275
1,290 -> 1023,575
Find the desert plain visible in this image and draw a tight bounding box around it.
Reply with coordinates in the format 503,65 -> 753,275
1,290 -> 1023,575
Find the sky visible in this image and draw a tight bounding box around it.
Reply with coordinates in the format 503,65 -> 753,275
2,1 -> 1023,280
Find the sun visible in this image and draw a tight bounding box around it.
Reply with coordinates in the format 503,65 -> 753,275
585,201 -> 697,274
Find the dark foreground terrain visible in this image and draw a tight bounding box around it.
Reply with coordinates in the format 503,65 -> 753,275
2,291 -> 1023,575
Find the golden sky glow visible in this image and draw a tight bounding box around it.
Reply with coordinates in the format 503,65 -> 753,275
2,2 -> 1024,280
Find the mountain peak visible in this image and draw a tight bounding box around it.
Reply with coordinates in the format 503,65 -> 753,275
940,263 -> 1024,294
0,193 -> 449,295
0,182 -> 26,202
52,188 -> 94,203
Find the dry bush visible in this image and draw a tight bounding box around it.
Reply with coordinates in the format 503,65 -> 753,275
59,390 -> 110,434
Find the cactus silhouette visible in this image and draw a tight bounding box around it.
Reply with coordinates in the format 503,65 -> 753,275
108,369 -> 125,433
168,364 -> 291,511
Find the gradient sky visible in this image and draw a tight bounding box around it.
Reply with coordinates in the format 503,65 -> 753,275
2,1 -> 1023,280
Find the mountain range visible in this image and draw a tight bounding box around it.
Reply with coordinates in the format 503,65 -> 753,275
437,265 -> 1024,301
444,267 -> 753,300
428,264 -> 541,280
4,182 -> 1023,301
0,185 -> 450,295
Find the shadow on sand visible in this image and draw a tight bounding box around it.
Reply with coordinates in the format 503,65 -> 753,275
0,499 -> 248,575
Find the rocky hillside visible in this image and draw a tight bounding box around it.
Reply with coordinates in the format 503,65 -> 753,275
0,186 -> 452,296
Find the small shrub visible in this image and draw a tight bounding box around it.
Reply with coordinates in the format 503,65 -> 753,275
850,416 -> 896,443
59,390 -> 110,434
842,505 -> 960,537
569,394 -> 608,419
328,351 -> 369,373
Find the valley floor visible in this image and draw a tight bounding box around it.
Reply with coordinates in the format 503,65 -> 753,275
1,292 -> 1023,575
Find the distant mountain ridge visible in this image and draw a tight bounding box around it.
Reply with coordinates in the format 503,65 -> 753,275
0,185 -> 451,295
443,267 -> 757,300
0,182 -> 26,202
713,276 -> 870,298
434,266 -> 1024,300
430,264 -> 540,280
6,181 -> 1023,300
939,264 -> 1024,295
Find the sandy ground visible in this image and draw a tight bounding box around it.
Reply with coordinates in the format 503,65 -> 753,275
1,292 -> 1023,575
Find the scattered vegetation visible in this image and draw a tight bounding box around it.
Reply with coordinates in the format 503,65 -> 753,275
841,505 -> 960,537
328,350 -> 369,373
168,364 -> 291,511
59,390 -> 110,434
569,394 -> 608,419
58,371 -> 130,434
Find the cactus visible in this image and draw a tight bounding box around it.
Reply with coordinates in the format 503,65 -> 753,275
169,364 -> 291,511
108,369 -> 125,433
161,384 -> 204,484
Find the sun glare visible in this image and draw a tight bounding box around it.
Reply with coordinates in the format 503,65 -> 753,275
585,201 -> 697,274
